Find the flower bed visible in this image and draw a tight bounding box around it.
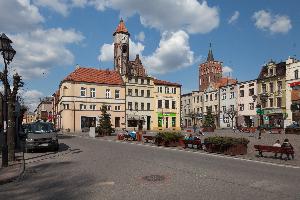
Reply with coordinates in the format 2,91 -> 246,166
204,136 -> 249,155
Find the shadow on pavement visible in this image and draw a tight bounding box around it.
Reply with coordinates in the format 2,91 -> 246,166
0,161 -> 95,200
57,134 -> 75,139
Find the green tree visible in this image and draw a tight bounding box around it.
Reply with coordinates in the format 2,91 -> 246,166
97,105 -> 114,136
203,107 -> 215,128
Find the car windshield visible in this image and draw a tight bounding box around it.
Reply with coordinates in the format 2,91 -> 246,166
26,122 -> 54,134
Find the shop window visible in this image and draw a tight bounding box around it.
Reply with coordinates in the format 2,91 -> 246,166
172,117 -> 176,127
158,117 -> 163,127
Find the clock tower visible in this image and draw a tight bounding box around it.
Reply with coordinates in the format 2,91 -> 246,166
113,19 -> 130,75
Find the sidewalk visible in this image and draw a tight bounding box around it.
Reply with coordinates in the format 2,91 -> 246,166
0,152 -> 24,185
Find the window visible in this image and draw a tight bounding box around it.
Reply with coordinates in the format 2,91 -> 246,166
249,103 -> 254,110
197,108 -> 199,113
262,101 -> 267,108
147,79 -> 150,85
135,78 -> 138,83
230,92 -> 235,99
269,98 -> 273,107
158,117 -> 162,127
215,93 -> 218,100
141,90 -> 144,97
214,105 -> 218,112
115,105 -> 121,111
240,90 -> 244,97
262,84 -> 266,93
63,104 -> 69,110
158,100 -> 162,108
165,100 -> 169,109
222,93 -> 226,100
269,82 -> 274,93
90,88 -> 96,98
80,87 -> 86,97
222,106 -> 226,112
200,96 -> 203,102
128,89 -> 132,96
147,90 -> 150,97
141,103 -> 144,110
141,79 -> 144,84
90,105 -> 96,110
277,97 -> 282,107
158,87 -> 162,93
223,117 -> 229,123
135,89 -> 138,96
147,103 -> 150,110
105,89 -> 111,98
128,102 -> 132,110
205,94 -> 208,102
173,88 -> 176,94
239,85 -> 244,88
172,117 -> 176,127
239,104 -> 244,111
115,90 -> 120,99
249,88 -> 254,96
106,105 -> 111,111
80,104 -> 86,110
277,81 -> 282,91
295,70 -> 299,79
135,102 -> 138,110
269,68 -> 273,76
197,96 -> 199,103
249,83 -> 254,87
172,101 -> 176,109
194,97 -> 195,103
165,87 -> 169,94
210,94 -> 213,101
230,105 -> 234,111
200,107 -> 203,113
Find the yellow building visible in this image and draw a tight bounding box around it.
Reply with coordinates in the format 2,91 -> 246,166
153,79 -> 181,131
257,60 -> 286,128
58,67 -> 126,133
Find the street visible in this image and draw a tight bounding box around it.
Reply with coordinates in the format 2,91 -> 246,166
0,135 -> 300,200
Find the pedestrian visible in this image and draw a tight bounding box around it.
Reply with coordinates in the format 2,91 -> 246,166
233,126 -> 236,133
280,138 -> 294,160
198,129 -> 204,136
272,139 -> 281,158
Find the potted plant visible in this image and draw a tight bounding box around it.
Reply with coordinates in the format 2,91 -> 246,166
154,132 -> 183,147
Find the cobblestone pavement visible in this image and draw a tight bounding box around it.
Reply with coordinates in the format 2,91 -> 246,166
63,128 -> 300,166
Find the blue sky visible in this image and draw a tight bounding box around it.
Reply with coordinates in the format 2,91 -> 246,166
0,0 -> 299,110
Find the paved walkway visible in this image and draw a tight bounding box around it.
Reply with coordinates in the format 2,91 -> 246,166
0,152 -> 24,185
63,129 -> 300,167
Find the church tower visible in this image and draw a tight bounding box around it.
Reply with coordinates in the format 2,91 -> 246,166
199,44 -> 223,91
113,19 -> 130,75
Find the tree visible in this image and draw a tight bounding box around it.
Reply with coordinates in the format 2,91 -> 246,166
224,108 -> 238,128
203,107 -> 215,128
97,106 -> 114,136
0,73 -> 23,161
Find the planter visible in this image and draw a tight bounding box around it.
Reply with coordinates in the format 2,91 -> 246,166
163,141 -> 179,147
205,143 -> 220,153
224,144 -> 247,156
178,139 -> 185,147
202,127 -> 214,132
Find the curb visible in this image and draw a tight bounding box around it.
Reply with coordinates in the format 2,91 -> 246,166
0,154 -> 25,185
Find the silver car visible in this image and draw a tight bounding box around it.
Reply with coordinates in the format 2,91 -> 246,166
24,122 -> 59,152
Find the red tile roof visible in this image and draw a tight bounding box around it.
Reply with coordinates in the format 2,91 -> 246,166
113,19 -> 130,36
63,67 -> 124,86
215,77 -> 237,88
153,79 -> 181,87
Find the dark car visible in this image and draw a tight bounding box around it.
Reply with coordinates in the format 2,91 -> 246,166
24,122 -> 59,152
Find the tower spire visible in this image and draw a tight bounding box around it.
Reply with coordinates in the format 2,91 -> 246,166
207,43 -> 214,62
113,18 -> 130,36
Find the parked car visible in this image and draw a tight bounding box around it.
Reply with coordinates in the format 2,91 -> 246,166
24,122 -> 59,152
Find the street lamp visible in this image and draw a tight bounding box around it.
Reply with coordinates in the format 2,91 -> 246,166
1,33 -> 16,167
252,93 -> 268,139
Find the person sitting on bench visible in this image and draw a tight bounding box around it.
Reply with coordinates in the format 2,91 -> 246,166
280,138 -> 294,160
272,140 -> 281,158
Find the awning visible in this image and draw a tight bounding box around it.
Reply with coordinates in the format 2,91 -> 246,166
289,81 -> 300,87
127,115 -> 145,121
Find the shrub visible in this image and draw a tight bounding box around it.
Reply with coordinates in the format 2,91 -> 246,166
204,136 -> 249,147
155,132 -> 183,143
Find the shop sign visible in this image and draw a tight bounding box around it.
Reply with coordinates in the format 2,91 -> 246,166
264,108 -> 284,115
158,113 -> 176,117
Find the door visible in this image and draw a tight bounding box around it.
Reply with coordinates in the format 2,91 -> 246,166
115,117 -> 120,128
147,116 -> 151,130
166,117 -> 169,129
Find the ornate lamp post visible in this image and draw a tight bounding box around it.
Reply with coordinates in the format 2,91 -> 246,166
0,33 -> 16,167
252,93 -> 268,139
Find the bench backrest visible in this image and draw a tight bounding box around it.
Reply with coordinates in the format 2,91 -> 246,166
254,145 -> 294,153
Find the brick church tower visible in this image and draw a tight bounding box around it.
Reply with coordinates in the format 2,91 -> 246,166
199,44 -> 223,91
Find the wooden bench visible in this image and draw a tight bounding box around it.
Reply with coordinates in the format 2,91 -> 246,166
254,145 -> 294,159
143,135 -> 155,143
268,128 -> 284,134
183,139 -> 202,149
238,127 -> 256,133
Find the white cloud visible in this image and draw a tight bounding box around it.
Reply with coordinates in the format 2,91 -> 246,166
252,10 -> 292,34
98,39 -> 144,62
228,11 -> 239,24
135,31 -> 145,42
9,28 -> 84,79
0,0 -> 44,32
33,0 -> 69,16
222,66 -> 233,76
20,89 -> 44,111
87,0 -> 219,34
144,30 -> 194,74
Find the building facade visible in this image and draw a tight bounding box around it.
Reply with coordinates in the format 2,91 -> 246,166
34,97 -> 53,122
285,57 -> 300,125
219,84 -> 237,128
181,92 -> 193,128
257,60 -> 286,128
58,67 -> 126,132
236,80 -> 258,127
